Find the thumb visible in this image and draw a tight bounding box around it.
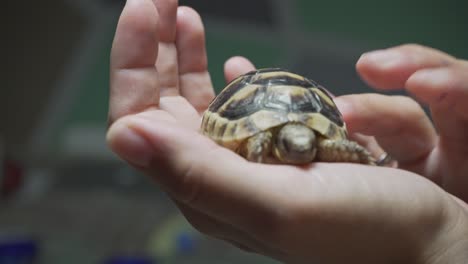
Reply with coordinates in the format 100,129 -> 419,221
106,112 -> 291,231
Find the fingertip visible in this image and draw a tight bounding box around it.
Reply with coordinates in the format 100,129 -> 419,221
177,6 -> 204,37
336,96 -> 378,142
107,111 -> 180,166
355,52 -> 376,85
177,6 -> 201,23
121,112 -> 223,166
112,0 -> 159,69
224,56 -> 256,83
152,0 -> 178,41
333,96 -> 356,119
118,0 -> 159,39
356,49 -> 410,90
176,6 -> 208,73
356,44 -> 457,91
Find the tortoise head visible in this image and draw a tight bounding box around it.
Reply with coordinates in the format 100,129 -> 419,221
273,123 -> 317,164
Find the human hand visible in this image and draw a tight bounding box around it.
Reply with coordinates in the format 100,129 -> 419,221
106,1 -> 468,263
336,44 -> 468,202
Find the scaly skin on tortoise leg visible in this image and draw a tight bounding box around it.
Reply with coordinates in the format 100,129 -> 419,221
317,139 -> 376,165
241,131 -> 273,163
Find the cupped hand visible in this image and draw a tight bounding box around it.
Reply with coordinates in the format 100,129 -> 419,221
106,1 -> 468,263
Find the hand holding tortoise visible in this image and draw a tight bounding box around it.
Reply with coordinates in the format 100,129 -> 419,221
106,0 -> 468,263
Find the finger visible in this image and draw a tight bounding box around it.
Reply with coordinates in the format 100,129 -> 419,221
406,61 -> 468,166
176,6 -> 215,113
406,62 -> 468,120
109,0 -> 160,123
334,94 -> 438,167
224,56 -> 256,83
152,0 -> 178,41
356,44 -> 457,90
154,0 -> 180,97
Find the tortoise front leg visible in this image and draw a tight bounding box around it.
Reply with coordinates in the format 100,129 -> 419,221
240,131 -> 273,163
317,139 -> 375,165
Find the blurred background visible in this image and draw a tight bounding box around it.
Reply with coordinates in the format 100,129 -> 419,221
2,0 -> 468,263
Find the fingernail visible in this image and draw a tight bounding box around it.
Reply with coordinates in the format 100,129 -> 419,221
361,49 -> 404,68
107,120 -> 153,167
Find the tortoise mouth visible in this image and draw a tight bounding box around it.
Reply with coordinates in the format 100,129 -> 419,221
273,123 -> 317,164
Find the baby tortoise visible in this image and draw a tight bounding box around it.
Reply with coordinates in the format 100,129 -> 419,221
201,68 -> 375,165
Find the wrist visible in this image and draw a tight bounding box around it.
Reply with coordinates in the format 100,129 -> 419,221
422,195 -> 468,264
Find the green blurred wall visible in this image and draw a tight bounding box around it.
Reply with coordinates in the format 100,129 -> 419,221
55,0 -> 468,154
295,0 -> 467,57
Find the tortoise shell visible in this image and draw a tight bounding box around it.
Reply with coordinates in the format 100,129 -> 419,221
201,68 -> 348,152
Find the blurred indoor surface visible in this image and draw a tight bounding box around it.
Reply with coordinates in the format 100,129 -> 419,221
3,0 -> 468,263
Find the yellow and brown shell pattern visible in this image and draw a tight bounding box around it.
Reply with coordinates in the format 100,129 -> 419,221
201,68 -> 348,153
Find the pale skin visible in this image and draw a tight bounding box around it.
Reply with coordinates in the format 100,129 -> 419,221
107,0 -> 468,263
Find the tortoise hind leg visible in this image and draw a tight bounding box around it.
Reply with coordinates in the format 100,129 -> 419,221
317,139 -> 375,165
240,131 -> 273,163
